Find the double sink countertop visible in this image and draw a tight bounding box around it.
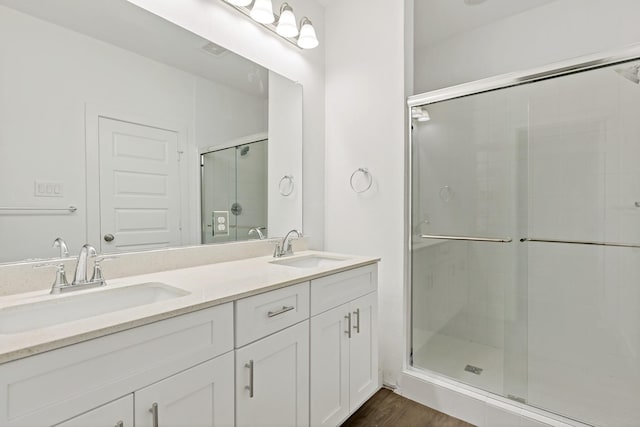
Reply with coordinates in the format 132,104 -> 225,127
0,251 -> 379,364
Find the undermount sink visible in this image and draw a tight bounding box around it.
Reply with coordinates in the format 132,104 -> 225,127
0,282 -> 189,335
269,255 -> 349,269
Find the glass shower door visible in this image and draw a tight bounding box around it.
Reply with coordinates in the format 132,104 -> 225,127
410,87 -> 530,401
410,58 -> 640,426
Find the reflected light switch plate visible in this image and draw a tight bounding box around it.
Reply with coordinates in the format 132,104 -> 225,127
34,180 -> 64,197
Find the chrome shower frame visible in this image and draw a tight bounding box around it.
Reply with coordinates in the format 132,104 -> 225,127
403,42 -> 640,426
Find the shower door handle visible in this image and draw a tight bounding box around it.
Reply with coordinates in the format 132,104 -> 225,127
420,234 -> 512,243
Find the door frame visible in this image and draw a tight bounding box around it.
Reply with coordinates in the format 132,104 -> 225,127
85,103 -> 191,252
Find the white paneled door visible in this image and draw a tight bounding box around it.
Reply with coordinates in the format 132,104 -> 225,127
98,117 -> 181,253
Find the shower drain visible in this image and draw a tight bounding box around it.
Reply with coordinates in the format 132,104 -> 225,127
464,364 -> 483,375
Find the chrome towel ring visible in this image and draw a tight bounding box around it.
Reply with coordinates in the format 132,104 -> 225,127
279,175 -> 294,196
350,168 -> 372,193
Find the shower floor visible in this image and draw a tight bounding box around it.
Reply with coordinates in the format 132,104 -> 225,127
413,329 -> 504,395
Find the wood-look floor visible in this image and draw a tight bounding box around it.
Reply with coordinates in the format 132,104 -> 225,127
341,388 -> 476,427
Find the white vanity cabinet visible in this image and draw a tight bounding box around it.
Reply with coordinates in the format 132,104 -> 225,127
54,395 -> 133,427
135,352 -> 235,427
0,303 -> 234,427
309,265 -> 379,427
234,282 -> 310,427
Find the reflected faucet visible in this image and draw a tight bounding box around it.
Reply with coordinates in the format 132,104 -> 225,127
52,237 -> 69,258
273,229 -> 302,258
248,227 -> 266,240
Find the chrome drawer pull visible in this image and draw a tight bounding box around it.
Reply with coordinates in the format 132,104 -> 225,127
353,308 -> 360,334
149,403 -> 159,427
345,313 -> 352,338
267,305 -> 295,318
245,360 -> 254,398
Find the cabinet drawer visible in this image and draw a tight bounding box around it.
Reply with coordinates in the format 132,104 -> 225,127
310,265 -> 377,316
0,303 -> 233,427
235,282 -> 310,347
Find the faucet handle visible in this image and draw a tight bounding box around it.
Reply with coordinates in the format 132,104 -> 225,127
34,262 -> 69,294
273,242 -> 282,258
91,255 -> 117,285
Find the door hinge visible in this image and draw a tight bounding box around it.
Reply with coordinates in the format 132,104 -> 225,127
177,150 -> 184,162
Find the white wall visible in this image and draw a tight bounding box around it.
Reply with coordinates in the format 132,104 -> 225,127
268,72 -> 303,237
0,5 -> 266,262
127,0 -> 326,248
324,0 -> 410,386
415,0 -> 640,93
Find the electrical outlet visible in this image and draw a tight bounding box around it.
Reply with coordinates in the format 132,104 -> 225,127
212,211 -> 229,236
34,181 -> 64,198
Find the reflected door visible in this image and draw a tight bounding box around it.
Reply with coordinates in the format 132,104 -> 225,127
98,117 -> 182,253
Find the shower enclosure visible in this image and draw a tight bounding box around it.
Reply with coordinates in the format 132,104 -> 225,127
201,139 -> 268,244
409,53 -> 640,426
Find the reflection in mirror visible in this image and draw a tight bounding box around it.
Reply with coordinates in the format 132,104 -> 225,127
201,135 -> 268,244
0,0 -> 302,264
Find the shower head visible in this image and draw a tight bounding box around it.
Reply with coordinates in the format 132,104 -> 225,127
615,63 -> 640,84
240,146 -> 250,156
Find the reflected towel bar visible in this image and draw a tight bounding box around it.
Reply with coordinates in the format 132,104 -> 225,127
520,237 -> 640,249
0,206 -> 77,213
420,234 -> 512,243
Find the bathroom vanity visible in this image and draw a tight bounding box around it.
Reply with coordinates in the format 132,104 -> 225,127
0,252 -> 379,427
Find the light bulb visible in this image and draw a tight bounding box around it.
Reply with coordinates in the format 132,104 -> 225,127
225,0 -> 252,6
250,0 -> 275,24
276,3 -> 298,38
297,17 -> 318,49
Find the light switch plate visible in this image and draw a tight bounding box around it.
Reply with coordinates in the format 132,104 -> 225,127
34,180 -> 64,197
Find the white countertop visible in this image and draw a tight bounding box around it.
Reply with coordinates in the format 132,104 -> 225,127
0,250 -> 379,364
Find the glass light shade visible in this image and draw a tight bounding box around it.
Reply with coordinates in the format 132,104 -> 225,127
225,0 -> 252,6
276,8 -> 299,38
297,18 -> 318,49
250,0 -> 275,24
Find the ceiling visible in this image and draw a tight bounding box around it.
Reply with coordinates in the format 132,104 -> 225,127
0,0 -> 269,98
414,0 -> 557,49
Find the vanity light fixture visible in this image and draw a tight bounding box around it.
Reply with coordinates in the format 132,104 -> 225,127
297,17 -> 318,49
276,3 -> 298,38
222,0 -> 319,49
250,0 -> 275,24
226,0 -> 252,5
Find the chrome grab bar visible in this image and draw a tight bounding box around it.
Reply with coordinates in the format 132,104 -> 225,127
520,238 -> 640,249
0,206 -> 77,213
420,234 -> 512,243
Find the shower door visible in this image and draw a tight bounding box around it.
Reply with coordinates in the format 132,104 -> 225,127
201,139 -> 268,244
410,59 -> 640,426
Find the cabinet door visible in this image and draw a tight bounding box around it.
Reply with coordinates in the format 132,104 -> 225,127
348,292 -> 378,409
54,395 -> 133,427
135,352 -> 234,427
310,304 -> 350,427
236,320 -> 309,427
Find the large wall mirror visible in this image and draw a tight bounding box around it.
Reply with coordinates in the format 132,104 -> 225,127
0,0 -> 303,264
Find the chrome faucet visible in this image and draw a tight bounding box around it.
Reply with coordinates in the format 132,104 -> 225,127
273,229 -> 302,258
40,243 -> 110,294
52,237 -> 69,258
248,227 -> 266,240
73,244 -> 98,285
